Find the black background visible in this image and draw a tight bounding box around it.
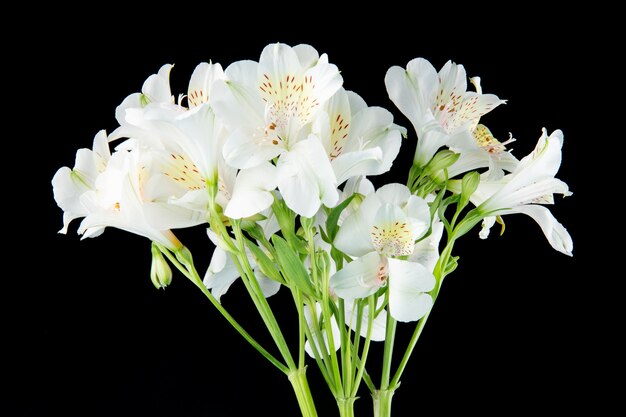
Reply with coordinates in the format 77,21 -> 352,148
9,9 -> 607,417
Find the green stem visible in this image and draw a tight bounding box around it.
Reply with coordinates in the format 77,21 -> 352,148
389,310 -> 432,388
372,388 -> 395,417
389,234 -> 457,388
163,248 -> 288,374
380,313 -> 397,390
337,396 -> 356,417
288,367 -> 318,417
351,295 -> 375,398
231,221 -> 297,371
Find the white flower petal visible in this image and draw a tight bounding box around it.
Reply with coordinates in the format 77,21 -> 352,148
479,216 -> 496,239
388,258 -> 435,322
293,44 -> 319,69
204,248 -> 240,302
334,192 -> 380,257
141,64 -> 174,104
225,162 -> 277,219
255,269 -> 281,298
330,252 -> 385,300
502,205 -> 573,256
344,299 -> 387,341
276,136 -> 338,217
376,183 -> 411,206
411,220 -> 444,272
188,62 -> 225,108
210,61 -> 265,130
332,148 -> 384,185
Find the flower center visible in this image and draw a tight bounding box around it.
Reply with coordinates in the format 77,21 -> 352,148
472,124 -> 515,156
370,221 -> 414,257
259,73 -> 320,146
163,153 -> 205,191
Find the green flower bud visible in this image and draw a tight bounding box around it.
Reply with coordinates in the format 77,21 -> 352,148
459,171 -> 480,209
150,243 -> 172,289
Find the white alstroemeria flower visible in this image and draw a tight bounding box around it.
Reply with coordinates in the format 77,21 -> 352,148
111,62 -> 227,188
110,64 -> 180,143
203,230 -> 280,302
304,302 -> 341,358
74,145 -> 194,250
330,184 -> 438,322
385,59 -> 505,167
314,88 -> 405,184
467,128 -> 573,256
52,130 -> 110,234
211,43 -> 343,217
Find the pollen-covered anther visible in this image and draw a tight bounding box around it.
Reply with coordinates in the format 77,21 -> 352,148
370,222 -> 414,257
473,125 -> 516,157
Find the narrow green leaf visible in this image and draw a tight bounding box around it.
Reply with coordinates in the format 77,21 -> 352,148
245,239 -> 284,284
326,194 -> 356,242
271,235 -> 316,297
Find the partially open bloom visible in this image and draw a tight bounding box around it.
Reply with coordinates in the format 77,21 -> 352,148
470,129 -> 573,255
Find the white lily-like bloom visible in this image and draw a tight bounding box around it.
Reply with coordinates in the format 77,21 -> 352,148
330,184 -> 439,322
314,88 -> 405,184
211,43 -> 343,217
53,132 -> 204,250
52,130 -> 110,234
111,63 -> 228,204
385,59 -> 505,167
203,230 -> 280,302
470,128 -> 573,256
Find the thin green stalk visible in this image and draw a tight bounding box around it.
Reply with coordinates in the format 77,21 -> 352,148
338,298 -> 352,397
230,222 -> 297,370
299,302 -> 339,396
388,233 -> 457,387
389,310 -> 432,388
294,289 -> 307,369
380,313 -> 397,390
309,301 -> 343,393
351,295 -> 375,398
162,248 -> 288,374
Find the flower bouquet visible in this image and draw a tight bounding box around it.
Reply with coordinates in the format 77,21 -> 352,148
53,43 -> 572,416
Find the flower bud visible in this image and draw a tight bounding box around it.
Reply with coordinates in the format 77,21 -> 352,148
422,149 -> 460,176
150,243 -> 173,289
459,171 -> 480,209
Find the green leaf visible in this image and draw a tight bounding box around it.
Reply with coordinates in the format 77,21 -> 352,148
444,255 -> 459,276
325,194 -> 356,242
245,240 -> 284,284
271,235 -> 316,297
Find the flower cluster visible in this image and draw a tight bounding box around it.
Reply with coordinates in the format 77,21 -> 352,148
53,43 -> 572,417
